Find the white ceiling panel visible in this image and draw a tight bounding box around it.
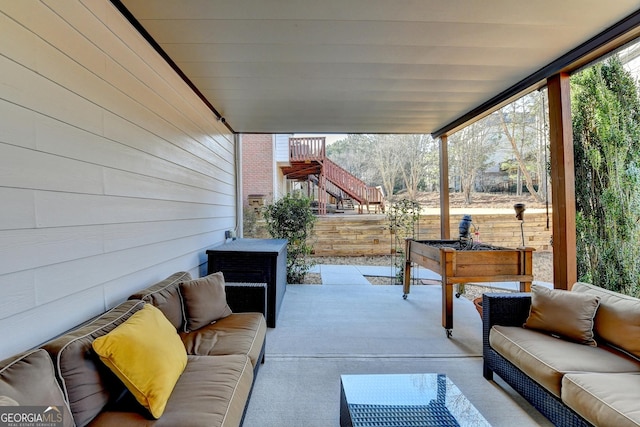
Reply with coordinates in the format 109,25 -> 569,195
118,0 -> 640,134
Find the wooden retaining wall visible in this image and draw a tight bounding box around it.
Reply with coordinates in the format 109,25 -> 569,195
248,211 -> 553,256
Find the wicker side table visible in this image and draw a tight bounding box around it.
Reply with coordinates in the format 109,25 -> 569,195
207,238 -> 287,327
225,282 -> 267,316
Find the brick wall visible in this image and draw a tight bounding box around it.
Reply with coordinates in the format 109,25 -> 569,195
242,134 -> 274,207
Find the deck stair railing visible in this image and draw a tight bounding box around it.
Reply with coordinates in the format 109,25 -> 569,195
308,175 -> 346,203
287,137 -> 385,213
323,158 -> 366,204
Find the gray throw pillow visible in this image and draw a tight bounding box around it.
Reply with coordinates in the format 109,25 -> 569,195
180,272 -> 233,332
0,349 -> 74,427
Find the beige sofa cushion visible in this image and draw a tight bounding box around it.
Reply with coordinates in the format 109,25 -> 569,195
42,300 -> 145,427
0,349 -> 74,427
490,325 -> 640,397
181,312 -> 266,367
562,373 -> 640,427
0,396 -> 18,406
180,272 -> 232,332
524,284 -> 600,346
86,354 -> 253,427
129,272 -> 192,331
573,282 -> 640,357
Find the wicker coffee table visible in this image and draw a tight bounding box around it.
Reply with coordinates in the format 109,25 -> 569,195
340,373 -> 490,427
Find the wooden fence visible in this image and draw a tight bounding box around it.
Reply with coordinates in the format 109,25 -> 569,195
247,211 -> 553,256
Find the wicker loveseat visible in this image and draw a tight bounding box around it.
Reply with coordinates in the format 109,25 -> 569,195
483,282 -> 640,427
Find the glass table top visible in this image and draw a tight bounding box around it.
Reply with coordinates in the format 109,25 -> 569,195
340,373 -> 491,427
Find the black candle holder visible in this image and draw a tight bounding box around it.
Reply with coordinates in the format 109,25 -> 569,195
514,203 -> 526,247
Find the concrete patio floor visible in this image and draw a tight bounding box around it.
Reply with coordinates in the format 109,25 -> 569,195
242,266 -> 554,427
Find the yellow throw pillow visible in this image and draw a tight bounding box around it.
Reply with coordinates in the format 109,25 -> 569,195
92,304 -> 187,418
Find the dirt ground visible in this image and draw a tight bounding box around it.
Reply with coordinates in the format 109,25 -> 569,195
411,191 -> 549,210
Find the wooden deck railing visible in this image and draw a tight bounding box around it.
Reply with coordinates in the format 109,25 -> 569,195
367,186 -> 385,205
289,137 -> 325,161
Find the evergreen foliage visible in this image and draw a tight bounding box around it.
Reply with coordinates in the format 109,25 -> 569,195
572,56 -> 640,296
263,193 -> 317,284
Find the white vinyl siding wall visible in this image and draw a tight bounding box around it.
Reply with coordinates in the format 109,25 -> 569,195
274,134 -> 291,199
0,1 -> 235,359
274,134 -> 291,163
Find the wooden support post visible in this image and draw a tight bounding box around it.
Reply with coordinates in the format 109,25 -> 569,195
441,248 -> 454,335
403,239 -> 412,298
439,135 -> 451,239
318,167 -> 327,215
547,73 -> 577,290
519,247 -> 534,292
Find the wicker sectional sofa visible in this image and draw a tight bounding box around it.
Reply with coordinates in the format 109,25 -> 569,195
483,282 -> 640,427
0,271 -> 266,427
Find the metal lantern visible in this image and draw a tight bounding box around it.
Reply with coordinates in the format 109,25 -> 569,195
514,203 -> 526,221
458,214 -> 473,249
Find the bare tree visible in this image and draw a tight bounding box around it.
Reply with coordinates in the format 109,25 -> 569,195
328,133 -> 439,199
448,120 -> 497,204
397,134 -> 437,200
327,134 -> 402,197
497,91 -> 548,202
370,134 -> 403,198
326,134 -> 370,180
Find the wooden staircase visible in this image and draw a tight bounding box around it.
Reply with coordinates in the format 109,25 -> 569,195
307,175 -> 353,210
281,137 -> 384,215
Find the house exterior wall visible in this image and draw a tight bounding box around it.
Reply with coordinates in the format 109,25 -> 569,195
241,133 -> 300,208
0,1 -> 235,359
275,168 -> 288,199
241,134 -> 274,205
274,134 -> 292,200
274,134 -> 291,163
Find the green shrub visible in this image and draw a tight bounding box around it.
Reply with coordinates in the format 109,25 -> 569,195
242,206 -> 258,237
263,193 -> 316,283
572,56 -> 640,297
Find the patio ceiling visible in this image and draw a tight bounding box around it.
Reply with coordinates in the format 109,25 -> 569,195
115,0 -> 640,135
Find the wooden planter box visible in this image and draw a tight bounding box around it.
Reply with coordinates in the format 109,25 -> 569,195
403,239 -> 534,337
